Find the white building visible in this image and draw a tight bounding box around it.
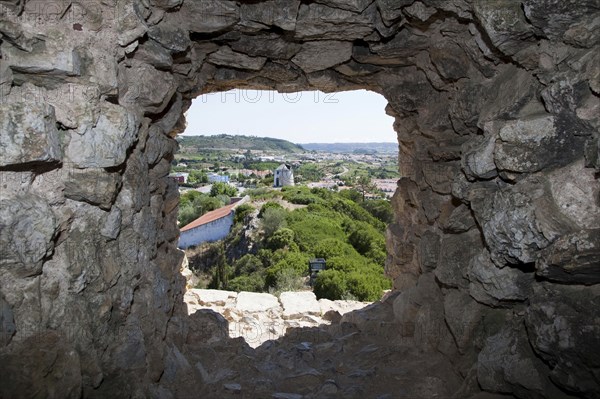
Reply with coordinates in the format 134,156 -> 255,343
273,164 -> 294,187
178,197 -> 248,249
169,172 -> 189,184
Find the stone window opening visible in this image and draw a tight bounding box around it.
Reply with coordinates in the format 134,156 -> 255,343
0,1 -> 598,397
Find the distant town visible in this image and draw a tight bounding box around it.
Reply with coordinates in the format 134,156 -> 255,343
170,134 -> 399,199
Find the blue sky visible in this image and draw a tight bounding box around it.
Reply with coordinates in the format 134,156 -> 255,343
182,89 -> 396,144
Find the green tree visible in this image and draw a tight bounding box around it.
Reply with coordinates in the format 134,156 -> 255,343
346,272 -> 390,301
313,238 -> 359,259
267,228 -> 297,251
228,274 -> 264,292
258,201 -> 284,218
338,188 -> 362,203
361,199 -> 393,224
233,204 -> 255,225
210,182 -> 237,197
265,251 -> 309,288
233,254 -> 264,275
355,174 -> 375,201
209,245 -> 232,290
297,164 -> 323,182
261,207 -> 288,238
314,269 -> 348,300
188,170 -> 208,185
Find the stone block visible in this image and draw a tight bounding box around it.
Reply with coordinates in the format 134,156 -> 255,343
292,41 -> 352,73
0,102 -> 62,167
467,250 -> 533,307
280,291 -> 321,319
65,102 -> 138,168
236,292 -> 281,313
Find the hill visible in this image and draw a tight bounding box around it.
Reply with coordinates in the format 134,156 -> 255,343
301,142 -> 397,154
178,134 -> 305,153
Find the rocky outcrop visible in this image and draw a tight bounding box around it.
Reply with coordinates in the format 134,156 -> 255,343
0,0 -> 598,397
184,289 -> 369,347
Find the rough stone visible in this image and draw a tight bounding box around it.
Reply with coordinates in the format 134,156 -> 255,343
461,129 -> 497,180
295,3 -> 373,40
419,230 -> 441,273
0,294 -> 16,347
191,289 -> 238,307
472,0 -> 535,57
1,1 -> 598,398
523,0 -> 600,45
118,60 -> 177,115
292,41 -> 352,74
235,292 -> 281,313
494,113 -> 587,173
468,250 -> 533,307
439,204 -> 476,234
2,42 -> 81,77
239,0 -> 300,32
536,229 -> 600,285
0,195 -> 57,277
471,176 -> 576,266
64,168 -> 122,210
148,24 -> 191,53
280,292 -> 321,319
547,159 -> 600,230
181,0 -> 239,33
316,0 -> 372,13
477,321 -> 546,398
0,332 -> 82,399
376,0 -> 412,24
133,39 -> 174,70
443,290 -> 484,354
525,283 -> 600,398
370,28 -> 430,60
434,230 -> 482,289
231,34 -> 301,60
208,47 -> 267,71
0,102 -> 62,167
65,102 -> 138,168
403,2 -> 437,22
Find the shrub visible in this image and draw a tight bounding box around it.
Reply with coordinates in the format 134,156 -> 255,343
233,204 -> 254,224
265,251 -> 309,288
314,269 -> 347,300
269,267 -> 305,294
338,188 -> 362,203
361,199 -> 393,224
346,272 -> 391,302
287,212 -> 346,252
347,222 -> 386,259
258,201 -> 284,218
227,274 -> 264,293
178,202 -> 199,226
313,239 -> 359,259
247,187 -> 279,200
233,254 -> 264,275
261,207 -> 288,238
267,228 -> 296,251
282,186 -> 322,205
325,255 -> 366,273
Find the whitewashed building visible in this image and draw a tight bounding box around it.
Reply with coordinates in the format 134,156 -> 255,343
273,164 -> 294,187
178,197 -> 248,249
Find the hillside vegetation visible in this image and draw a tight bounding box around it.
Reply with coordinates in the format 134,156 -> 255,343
186,186 -> 392,302
178,134 -> 305,153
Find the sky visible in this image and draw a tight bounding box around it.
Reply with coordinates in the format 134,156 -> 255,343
182,89 -> 396,144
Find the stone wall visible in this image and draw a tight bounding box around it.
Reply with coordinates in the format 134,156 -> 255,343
0,0 -> 598,397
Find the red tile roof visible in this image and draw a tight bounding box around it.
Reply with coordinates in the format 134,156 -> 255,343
180,202 -> 237,232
